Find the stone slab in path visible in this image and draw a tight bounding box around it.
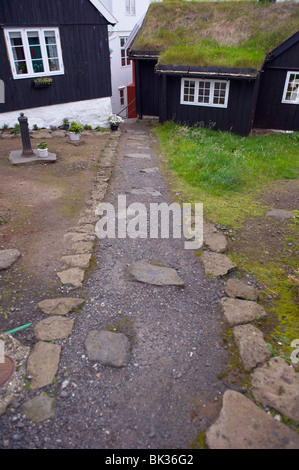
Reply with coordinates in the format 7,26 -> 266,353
85,330 -> 131,367
124,153 -> 152,159
225,278 -> 258,301
22,392 -> 55,423
233,324 -> 270,371
128,187 -> 162,197
220,297 -> 267,326
37,297 -> 85,315
0,249 -> 21,270
266,209 -> 295,219
57,267 -> 85,288
125,260 -> 184,286
251,357 -> 299,422
26,342 -> 61,390
34,316 -> 74,341
205,390 -> 299,449
140,167 -> 159,174
9,150 -> 57,165
199,252 -> 236,276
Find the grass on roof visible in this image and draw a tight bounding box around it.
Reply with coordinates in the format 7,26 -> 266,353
133,1 -> 299,69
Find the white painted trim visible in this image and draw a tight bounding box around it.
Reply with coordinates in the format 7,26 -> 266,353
180,77 -> 230,108
282,70 -> 299,105
89,0 -> 118,25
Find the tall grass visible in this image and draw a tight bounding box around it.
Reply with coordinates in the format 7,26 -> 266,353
155,122 -> 299,196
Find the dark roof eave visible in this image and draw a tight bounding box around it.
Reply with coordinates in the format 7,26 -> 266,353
129,50 -> 160,60
155,64 -> 259,79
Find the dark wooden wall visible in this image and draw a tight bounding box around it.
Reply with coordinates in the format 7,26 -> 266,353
0,0 -> 111,114
135,59 -> 160,117
254,39 -> 299,130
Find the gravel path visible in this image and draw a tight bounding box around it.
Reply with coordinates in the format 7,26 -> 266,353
1,121 -> 229,449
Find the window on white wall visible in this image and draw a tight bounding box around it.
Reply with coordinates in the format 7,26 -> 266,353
282,71 -> 299,104
119,87 -> 125,107
120,37 -> 130,67
180,78 -> 230,108
4,27 -> 64,79
125,0 -> 136,16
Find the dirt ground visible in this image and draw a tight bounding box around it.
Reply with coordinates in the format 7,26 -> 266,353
0,131 -> 110,337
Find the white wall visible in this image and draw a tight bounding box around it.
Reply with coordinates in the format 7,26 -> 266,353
103,0 -> 161,116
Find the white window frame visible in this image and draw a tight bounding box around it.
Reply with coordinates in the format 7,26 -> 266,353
180,78 -> 230,108
120,37 -> 130,67
4,27 -> 64,80
282,71 -> 299,105
119,86 -> 125,107
125,0 -> 136,16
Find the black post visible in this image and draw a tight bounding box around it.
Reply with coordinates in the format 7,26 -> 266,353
18,113 -> 34,157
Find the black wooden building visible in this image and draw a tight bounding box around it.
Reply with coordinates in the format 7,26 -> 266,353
130,3 -> 299,136
0,0 -> 117,127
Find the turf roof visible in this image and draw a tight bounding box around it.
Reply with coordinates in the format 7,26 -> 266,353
132,1 -> 299,70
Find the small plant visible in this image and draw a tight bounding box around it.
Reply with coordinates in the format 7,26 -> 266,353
62,118 -> 70,129
68,121 -> 84,134
11,123 -> 20,134
95,126 -> 108,132
33,124 -> 39,130
84,124 -> 93,130
108,114 -> 124,126
37,141 -> 47,149
2,124 -> 9,131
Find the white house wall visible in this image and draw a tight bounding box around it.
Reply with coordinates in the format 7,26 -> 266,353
0,96 -> 112,129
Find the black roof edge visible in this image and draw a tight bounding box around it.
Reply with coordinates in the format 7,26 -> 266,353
129,50 -> 160,59
266,30 -> 299,63
155,64 -> 258,79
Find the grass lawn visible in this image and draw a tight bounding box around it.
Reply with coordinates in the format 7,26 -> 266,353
153,121 -> 299,360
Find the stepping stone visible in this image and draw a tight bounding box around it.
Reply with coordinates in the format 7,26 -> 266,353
22,392 -> 55,423
71,241 -> 94,254
203,232 -> 228,253
85,330 -> 130,368
199,252 -> 235,276
233,324 -> 270,371
128,187 -> 161,196
27,342 -> 61,390
0,249 -> 21,270
61,253 -> 91,269
73,224 -> 95,234
205,390 -> 299,449
225,278 -> 258,301
140,167 -> 159,174
125,260 -> 184,286
34,316 -> 74,341
57,268 -> 85,288
220,297 -> 267,326
63,232 -> 95,243
51,130 -> 66,138
266,209 -> 295,219
124,153 -> 151,159
127,135 -> 149,141
251,357 -> 299,422
37,297 -> 85,315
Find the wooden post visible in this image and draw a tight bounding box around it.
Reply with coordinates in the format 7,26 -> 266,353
18,113 -> 34,157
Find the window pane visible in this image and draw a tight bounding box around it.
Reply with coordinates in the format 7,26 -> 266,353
183,80 -> 195,102
284,73 -> 299,102
198,81 -> 210,103
9,32 -> 28,75
213,81 -> 227,105
27,31 -> 44,73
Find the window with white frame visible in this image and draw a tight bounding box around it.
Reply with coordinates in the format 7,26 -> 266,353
4,27 -> 64,79
120,37 -> 130,67
282,71 -> 299,104
180,78 -> 230,108
125,0 -> 136,16
119,87 -> 125,107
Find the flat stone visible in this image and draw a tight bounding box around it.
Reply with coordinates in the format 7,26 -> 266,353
203,232 -> 228,253
199,252 -> 236,276
233,324 -> 271,371
0,334 -> 30,416
51,130 -> 66,138
37,297 -> 85,315
61,253 -> 91,269
225,278 -> 258,301
266,209 -> 295,219
0,249 -> 21,270
85,330 -> 131,367
34,316 -> 74,341
26,342 -> 61,390
30,131 -> 52,139
124,153 -> 152,159
9,150 -> 57,165
63,232 -> 95,243
1,133 -> 15,139
251,357 -> 299,422
220,297 -> 267,326
128,187 -> 161,196
71,241 -> 94,254
57,268 -> 85,288
125,260 -> 184,286
22,392 -> 55,423
73,224 -> 95,234
140,167 -> 159,174
205,390 -> 299,449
